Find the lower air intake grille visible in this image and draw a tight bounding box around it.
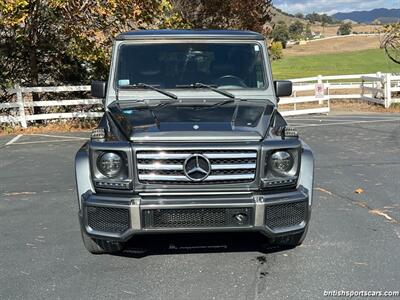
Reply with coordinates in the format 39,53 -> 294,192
142,207 -> 253,229
265,201 -> 307,230
87,206 -> 130,233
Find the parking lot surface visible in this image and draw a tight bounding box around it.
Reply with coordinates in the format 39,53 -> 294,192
0,114 -> 399,299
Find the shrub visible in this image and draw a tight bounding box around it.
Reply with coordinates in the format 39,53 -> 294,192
270,41 -> 283,60
338,22 -> 352,35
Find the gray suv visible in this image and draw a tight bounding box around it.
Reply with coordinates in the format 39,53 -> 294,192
75,30 -> 314,254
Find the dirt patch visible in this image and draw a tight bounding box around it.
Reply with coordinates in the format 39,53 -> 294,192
330,100 -> 400,113
0,120 -> 97,136
280,100 -> 400,113
284,35 -> 382,57
310,24 -> 382,38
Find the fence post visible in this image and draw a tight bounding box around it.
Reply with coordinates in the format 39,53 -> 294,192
327,82 -> 331,114
361,77 -> 364,99
16,85 -> 27,128
318,75 -> 323,105
384,73 -> 392,108
376,72 -> 382,99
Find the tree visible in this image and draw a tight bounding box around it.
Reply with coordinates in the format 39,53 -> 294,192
172,0 -> 273,35
306,12 -> 320,23
0,0 -> 85,113
338,22 -> 352,35
0,0 -> 185,95
381,23 -> 400,64
288,20 -> 304,40
304,23 -> 313,40
321,20 -> 326,35
320,14 -> 333,24
271,21 -> 289,48
295,13 -> 304,19
305,12 -> 337,24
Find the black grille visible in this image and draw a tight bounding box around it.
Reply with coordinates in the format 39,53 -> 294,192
139,169 -> 254,176
137,149 -> 257,185
139,150 -> 256,154
142,207 -> 253,229
140,179 -> 255,185
265,201 -> 307,230
87,206 -> 130,233
137,158 -> 256,165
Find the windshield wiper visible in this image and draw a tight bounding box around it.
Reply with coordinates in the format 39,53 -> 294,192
194,98 -> 247,111
205,99 -> 234,108
119,83 -> 178,100
152,99 -> 179,110
179,83 -> 235,99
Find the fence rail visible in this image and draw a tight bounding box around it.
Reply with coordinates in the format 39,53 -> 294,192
1,72 -> 399,128
279,72 -> 399,116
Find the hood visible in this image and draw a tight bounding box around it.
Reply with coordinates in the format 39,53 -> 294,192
108,100 -> 275,142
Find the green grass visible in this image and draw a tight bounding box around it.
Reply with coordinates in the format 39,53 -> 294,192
272,49 -> 400,80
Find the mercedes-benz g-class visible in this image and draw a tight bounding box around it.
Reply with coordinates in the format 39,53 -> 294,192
75,30 -> 314,254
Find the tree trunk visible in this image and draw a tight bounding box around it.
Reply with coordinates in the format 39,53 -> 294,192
28,0 -> 41,117
29,48 -> 41,115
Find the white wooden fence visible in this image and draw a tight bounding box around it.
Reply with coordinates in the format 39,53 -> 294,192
1,72 -> 399,128
0,85 -> 103,128
280,72 -> 400,116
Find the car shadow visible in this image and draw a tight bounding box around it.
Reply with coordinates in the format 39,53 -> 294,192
116,232 -> 290,258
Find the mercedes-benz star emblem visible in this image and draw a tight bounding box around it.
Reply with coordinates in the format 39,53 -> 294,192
183,154 -> 211,181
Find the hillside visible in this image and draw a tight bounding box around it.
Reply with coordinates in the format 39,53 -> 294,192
271,7 -> 307,24
332,8 -> 400,24
308,24 -> 381,37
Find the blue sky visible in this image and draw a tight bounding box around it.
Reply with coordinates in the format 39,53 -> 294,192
273,0 -> 400,15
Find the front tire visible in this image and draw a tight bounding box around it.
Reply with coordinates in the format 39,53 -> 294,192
81,229 -> 125,254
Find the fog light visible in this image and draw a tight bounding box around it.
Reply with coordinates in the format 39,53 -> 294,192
233,213 -> 248,225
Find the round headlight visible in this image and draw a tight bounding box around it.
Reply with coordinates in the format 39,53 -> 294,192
270,151 -> 294,176
97,152 -> 123,177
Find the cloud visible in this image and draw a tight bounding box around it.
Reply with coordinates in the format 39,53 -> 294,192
273,0 -> 400,15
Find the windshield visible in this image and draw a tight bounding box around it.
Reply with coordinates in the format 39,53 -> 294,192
115,42 -> 267,89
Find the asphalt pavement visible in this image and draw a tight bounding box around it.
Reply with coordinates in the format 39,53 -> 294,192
0,113 -> 399,299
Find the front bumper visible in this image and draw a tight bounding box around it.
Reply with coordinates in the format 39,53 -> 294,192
79,186 -> 311,241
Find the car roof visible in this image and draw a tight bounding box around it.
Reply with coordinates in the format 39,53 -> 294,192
116,29 -> 265,41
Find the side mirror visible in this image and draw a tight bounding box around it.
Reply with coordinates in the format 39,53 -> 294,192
91,81 -> 107,98
274,80 -> 293,98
